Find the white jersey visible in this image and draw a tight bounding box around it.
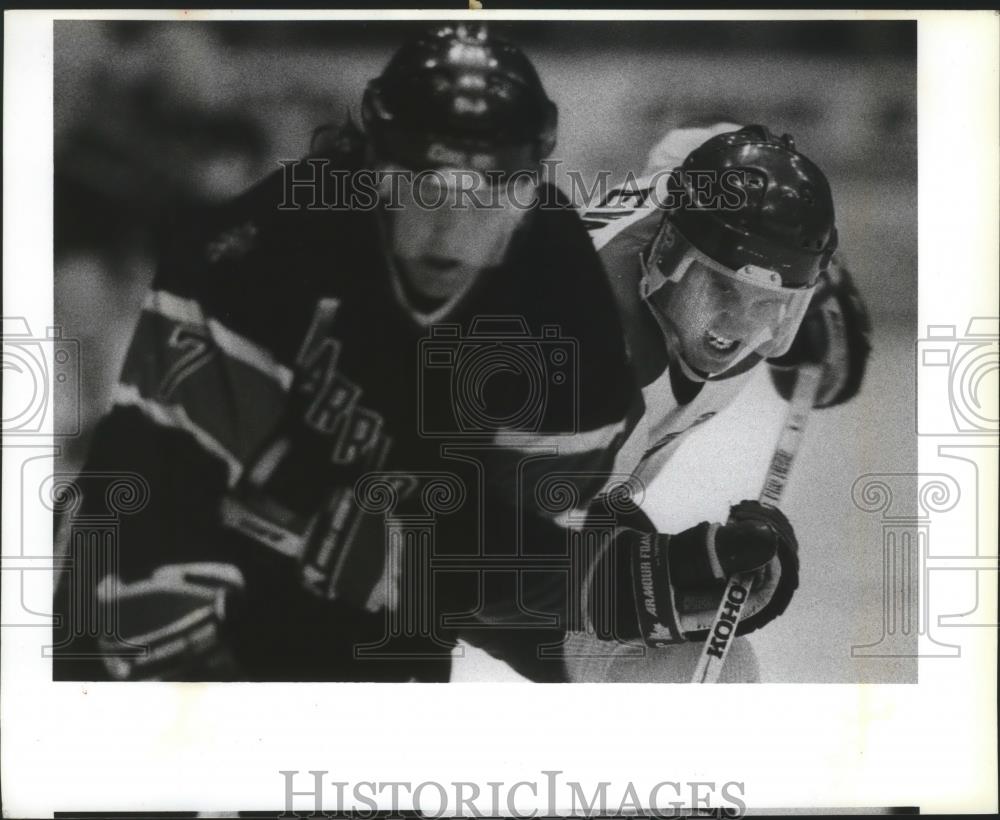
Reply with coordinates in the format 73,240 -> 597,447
564,123 -> 763,685
582,123 -> 757,495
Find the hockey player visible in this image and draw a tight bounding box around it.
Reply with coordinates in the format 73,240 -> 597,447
468,124 -> 872,683
587,122 -> 871,462
570,124 -> 872,681
52,24 -> 643,681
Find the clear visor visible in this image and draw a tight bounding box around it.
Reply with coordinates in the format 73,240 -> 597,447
641,227 -> 816,361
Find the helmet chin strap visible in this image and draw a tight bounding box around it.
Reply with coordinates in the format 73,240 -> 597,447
674,351 -> 711,383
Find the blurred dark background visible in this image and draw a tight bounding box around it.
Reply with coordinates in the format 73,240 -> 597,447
54,19 -> 917,465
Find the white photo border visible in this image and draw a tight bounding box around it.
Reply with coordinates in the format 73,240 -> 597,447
2,8 -> 997,817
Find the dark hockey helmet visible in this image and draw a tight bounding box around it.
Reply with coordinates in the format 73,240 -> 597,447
667,125 -> 838,288
362,23 -> 557,174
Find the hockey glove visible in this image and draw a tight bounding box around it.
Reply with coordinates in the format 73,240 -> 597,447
625,500 -> 799,647
768,253 -> 873,408
95,562 -> 245,680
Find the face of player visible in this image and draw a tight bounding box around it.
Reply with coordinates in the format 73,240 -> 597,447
657,262 -> 792,375
382,168 -> 536,302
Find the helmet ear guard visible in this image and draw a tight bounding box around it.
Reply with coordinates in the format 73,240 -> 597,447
640,216 -> 686,301
536,99 -> 558,160
819,225 -> 840,275
360,80 -> 390,132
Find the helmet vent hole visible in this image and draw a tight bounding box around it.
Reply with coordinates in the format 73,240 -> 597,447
488,75 -> 515,99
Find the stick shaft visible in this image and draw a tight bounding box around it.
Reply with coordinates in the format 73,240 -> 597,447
691,365 -> 823,684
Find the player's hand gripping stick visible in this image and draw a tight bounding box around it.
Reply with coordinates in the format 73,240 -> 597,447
691,364 -> 823,684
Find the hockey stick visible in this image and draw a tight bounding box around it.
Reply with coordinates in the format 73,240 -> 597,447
691,363 -> 823,684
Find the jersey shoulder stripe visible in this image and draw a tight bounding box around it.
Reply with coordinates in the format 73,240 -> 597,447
111,383 -> 244,486
144,289 -> 293,389
116,289 -> 291,475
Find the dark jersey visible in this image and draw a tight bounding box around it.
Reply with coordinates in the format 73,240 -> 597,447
52,152 -> 642,681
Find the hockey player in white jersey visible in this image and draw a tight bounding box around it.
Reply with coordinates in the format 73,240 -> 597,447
559,123 -> 873,682
588,122 -> 870,470
463,123 -> 872,683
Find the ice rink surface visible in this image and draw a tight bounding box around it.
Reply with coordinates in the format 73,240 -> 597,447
452,315 -> 918,682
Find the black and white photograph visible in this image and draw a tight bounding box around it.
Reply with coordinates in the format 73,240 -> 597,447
2,8 -> 997,818
47,16 -> 914,685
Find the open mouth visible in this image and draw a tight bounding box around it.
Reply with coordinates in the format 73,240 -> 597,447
704,329 -> 739,354
417,255 -> 462,273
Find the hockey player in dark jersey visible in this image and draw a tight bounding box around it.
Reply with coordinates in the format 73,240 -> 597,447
52,24 -> 644,681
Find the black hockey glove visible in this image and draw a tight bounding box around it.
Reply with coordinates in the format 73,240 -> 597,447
95,562 -> 245,680
624,500 -> 800,647
768,253 -> 873,408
